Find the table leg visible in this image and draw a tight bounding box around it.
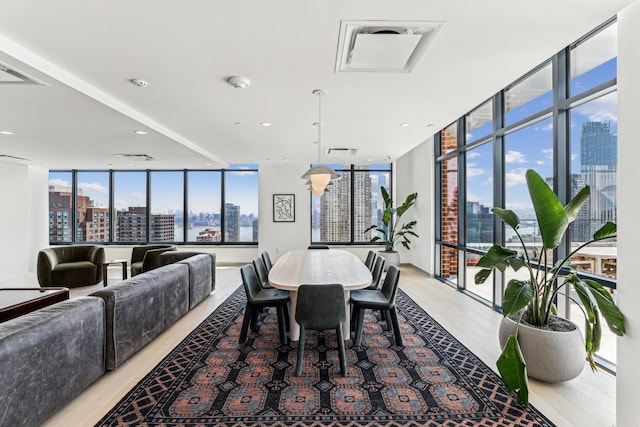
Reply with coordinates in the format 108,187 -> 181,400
288,290 -> 300,341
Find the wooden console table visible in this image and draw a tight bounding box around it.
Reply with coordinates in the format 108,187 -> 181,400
0,287 -> 69,322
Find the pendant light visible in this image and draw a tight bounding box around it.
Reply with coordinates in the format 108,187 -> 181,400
301,89 -> 340,196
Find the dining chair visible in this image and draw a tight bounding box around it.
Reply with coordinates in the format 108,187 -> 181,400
308,245 -> 330,249
350,265 -> 403,347
253,257 -> 273,289
261,251 -> 274,272
366,256 -> 385,290
295,284 -> 347,376
239,264 -> 289,346
364,250 -> 376,271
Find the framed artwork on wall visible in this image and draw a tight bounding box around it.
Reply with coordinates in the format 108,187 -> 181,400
273,194 -> 295,222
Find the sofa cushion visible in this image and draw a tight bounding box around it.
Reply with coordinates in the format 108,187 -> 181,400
51,260 -> 98,287
159,251 -> 216,292
0,296 -> 105,427
91,263 -> 189,370
180,254 -> 213,309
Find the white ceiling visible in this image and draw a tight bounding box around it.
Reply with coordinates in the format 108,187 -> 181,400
0,0 -> 634,169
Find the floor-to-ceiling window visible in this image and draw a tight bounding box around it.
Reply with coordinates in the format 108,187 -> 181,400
435,18 -> 618,366
48,165 -> 259,245
310,164 -> 391,245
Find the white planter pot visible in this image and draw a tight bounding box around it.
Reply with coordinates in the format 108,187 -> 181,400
498,315 -> 585,383
377,250 -> 400,271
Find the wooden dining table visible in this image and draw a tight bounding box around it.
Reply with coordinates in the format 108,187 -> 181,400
268,249 -> 372,341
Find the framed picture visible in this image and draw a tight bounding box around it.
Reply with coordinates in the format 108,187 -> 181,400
273,194 -> 295,222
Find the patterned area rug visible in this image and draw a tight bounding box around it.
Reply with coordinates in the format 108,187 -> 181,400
96,287 -> 554,426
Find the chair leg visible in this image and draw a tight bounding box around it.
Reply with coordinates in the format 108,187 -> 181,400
351,306 -> 360,332
239,305 -> 253,344
379,309 -> 386,323
336,324 -> 347,376
296,324 -> 306,376
276,304 -> 288,346
250,306 -> 261,332
284,302 -> 290,331
353,306 -> 365,346
389,306 -> 404,346
384,310 -> 392,330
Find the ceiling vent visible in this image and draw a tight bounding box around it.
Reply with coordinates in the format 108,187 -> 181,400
326,148 -> 358,157
113,153 -> 156,162
335,20 -> 445,73
0,62 -> 45,85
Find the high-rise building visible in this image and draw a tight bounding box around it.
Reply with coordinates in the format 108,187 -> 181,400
49,185 -> 109,242
116,207 -> 175,242
48,185 -> 74,242
577,121 -> 617,242
320,171 -> 372,242
225,203 -> 240,242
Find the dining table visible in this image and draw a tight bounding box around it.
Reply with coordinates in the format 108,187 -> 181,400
268,249 -> 372,341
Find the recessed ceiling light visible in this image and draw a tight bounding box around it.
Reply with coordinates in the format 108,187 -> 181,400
234,122 -> 241,126
400,123 -> 411,127
134,130 -> 147,135
205,163 -> 213,166
261,122 -> 272,127
367,158 -> 374,162
127,163 -> 133,166
426,123 -> 434,127
0,130 -> 14,135
282,157 -> 289,161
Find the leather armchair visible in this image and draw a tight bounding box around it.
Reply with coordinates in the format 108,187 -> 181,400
130,244 -> 176,276
37,245 -> 105,287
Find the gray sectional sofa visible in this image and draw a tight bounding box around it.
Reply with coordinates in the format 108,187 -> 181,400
0,251 -> 215,427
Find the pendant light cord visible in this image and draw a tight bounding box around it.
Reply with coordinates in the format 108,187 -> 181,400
317,90 -> 323,164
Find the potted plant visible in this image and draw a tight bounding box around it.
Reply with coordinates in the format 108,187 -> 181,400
474,169 -> 624,405
365,187 -> 418,268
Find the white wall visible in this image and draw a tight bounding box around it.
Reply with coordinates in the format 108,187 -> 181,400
258,163 -> 312,263
0,162 -> 48,286
395,137 -> 435,274
615,3 -> 640,426
27,166 -> 49,271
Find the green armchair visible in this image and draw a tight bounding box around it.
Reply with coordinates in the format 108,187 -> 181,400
37,245 -> 105,287
130,244 -> 177,276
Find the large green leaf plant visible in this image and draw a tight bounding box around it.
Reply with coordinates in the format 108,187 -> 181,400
365,187 -> 418,251
474,169 -> 624,405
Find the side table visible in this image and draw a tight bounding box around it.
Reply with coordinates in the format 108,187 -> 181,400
102,259 -> 128,287
0,288 -> 69,322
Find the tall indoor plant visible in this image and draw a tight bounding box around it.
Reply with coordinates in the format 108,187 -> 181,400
365,187 -> 418,266
474,169 -> 624,405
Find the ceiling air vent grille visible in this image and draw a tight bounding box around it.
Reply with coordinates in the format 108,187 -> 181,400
113,153 -> 156,161
335,20 -> 445,73
0,62 -> 45,85
326,148 -> 358,157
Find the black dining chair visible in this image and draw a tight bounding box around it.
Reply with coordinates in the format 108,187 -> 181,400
351,265 -> 403,347
364,250 -> 376,271
253,257 -> 273,289
295,284 -> 347,376
261,251 -> 274,272
239,264 -> 289,346
308,245 -> 330,249
366,256 -> 385,290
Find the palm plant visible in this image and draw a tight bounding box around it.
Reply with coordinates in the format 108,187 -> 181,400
365,187 -> 418,251
474,169 -> 624,405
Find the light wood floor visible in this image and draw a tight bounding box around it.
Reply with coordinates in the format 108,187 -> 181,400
29,265 -> 615,427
